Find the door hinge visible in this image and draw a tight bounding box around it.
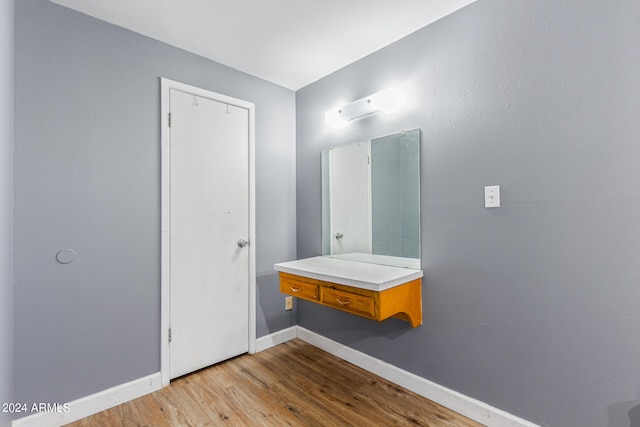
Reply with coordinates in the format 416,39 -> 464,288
168,112 -> 172,127
168,327 -> 172,343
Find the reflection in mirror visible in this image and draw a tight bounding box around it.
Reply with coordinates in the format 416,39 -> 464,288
322,129 -> 420,269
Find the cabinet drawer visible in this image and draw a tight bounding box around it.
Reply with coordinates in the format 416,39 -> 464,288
280,277 -> 319,301
321,287 -> 375,318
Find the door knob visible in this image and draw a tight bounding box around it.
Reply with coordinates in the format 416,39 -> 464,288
334,233 -> 343,240
237,239 -> 249,248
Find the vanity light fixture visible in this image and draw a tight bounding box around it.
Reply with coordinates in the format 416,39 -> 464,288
325,87 -> 404,128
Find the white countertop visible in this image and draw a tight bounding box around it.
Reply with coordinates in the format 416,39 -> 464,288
274,256 -> 423,291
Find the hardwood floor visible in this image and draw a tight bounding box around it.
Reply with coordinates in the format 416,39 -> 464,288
66,339 -> 483,427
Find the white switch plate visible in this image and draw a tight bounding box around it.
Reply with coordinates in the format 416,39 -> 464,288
484,185 -> 500,208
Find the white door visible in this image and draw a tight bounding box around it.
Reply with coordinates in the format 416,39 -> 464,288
329,141 -> 372,255
168,87 -> 250,379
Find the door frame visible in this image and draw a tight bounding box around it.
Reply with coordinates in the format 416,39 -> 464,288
160,78 -> 256,386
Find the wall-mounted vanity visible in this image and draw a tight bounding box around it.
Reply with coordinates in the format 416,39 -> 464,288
275,129 -> 423,327
275,256 -> 423,327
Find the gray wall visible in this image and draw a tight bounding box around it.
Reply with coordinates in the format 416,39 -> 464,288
14,0 -> 296,408
296,1 -> 640,426
1,1 -> 14,426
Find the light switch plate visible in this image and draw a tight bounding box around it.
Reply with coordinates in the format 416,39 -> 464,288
285,296 -> 293,311
485,185 -> 500,208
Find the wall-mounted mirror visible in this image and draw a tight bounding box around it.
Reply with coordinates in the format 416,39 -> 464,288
322,129 -> 421,269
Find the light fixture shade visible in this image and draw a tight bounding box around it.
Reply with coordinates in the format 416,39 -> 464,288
325,87 -> 404,127
369,87 -> 404,114
325,108 -> 348,128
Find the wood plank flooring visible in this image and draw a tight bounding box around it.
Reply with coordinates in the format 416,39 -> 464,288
66,339 -> 483,427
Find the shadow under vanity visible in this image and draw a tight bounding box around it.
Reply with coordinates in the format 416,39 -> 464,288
275,129 -> 423,327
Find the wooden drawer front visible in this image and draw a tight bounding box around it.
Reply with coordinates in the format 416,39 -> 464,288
280,278 -> 319,301
321,288 -> 375,318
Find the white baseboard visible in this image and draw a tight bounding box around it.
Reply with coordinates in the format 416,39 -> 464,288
12,327 -> 294,427
254,326 -> 297,353
12,327 -> 538,427
11,373 -> 162,427
295,327 -> 539,427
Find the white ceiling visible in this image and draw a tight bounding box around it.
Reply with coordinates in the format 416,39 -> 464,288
50,0 -> 476,90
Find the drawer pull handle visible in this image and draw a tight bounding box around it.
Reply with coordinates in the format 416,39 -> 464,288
290,287 -> 302,293
336,298 -> 351,306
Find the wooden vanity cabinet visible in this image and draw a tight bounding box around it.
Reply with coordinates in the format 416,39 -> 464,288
279,271 -> 422,327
